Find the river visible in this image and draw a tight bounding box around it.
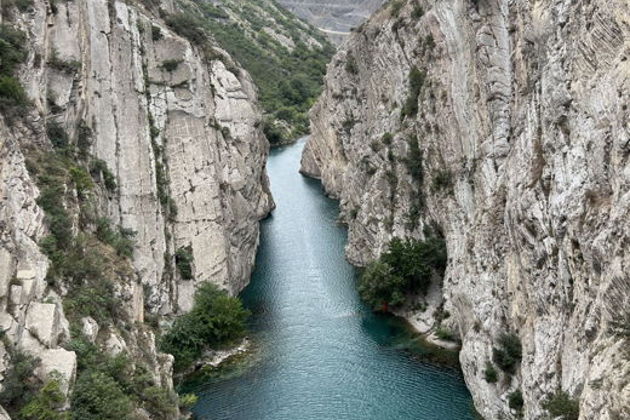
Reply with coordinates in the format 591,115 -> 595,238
190,139 -> 474,419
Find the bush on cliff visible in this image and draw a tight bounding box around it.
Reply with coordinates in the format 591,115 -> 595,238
160,283 -> 250,372
358,236 -> 447,310
400,67 -> 425,119
492,332 -> 522,374
71,371 -> 132,419
542,391 -> 579,420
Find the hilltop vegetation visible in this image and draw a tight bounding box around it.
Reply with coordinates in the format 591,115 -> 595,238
175,0 -> 335,145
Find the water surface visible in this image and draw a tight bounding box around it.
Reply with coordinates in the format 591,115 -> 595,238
192,139 -> 473,419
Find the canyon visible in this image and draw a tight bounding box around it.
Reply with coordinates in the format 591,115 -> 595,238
0,0 -> 627,418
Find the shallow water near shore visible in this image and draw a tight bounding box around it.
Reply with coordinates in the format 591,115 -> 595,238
189,139 -> 474,420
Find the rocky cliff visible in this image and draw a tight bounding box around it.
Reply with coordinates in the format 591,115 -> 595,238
0,0 -> 272,417
302,0 -> 629,418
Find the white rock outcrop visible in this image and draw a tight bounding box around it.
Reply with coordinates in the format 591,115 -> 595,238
302,0 -> 629,418
0,0 -> 274,415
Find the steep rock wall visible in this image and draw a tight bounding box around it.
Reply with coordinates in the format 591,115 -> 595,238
302,0 -> 629,418
0,0 -> 273,414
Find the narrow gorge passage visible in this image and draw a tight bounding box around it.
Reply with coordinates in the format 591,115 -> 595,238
190,139 -> 473,419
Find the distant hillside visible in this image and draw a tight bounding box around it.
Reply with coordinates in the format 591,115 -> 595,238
276,0 -> 386,44
177,0 -> 336,144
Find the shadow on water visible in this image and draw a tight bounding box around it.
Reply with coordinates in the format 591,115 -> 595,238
189,139 -> 474,420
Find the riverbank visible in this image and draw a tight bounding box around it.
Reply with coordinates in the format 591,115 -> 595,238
190,139 -> 473,419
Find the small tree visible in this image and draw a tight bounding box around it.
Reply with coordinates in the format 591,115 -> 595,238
71,371 -> 132,419
492,332 -> 522,374
483,361 -> 498,383
160,283 -> 250,372
542,391 -> 579,420
20,376 -> 68,420
175,245 -> 194,280
508,389 -> 524,412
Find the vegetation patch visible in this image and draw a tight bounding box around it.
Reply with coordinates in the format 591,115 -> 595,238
164,2 -> 335,145
508,389 -> 524,413
0,347 -> 41,417
175,245 -> 194,280
48,49 -> 81,74
483,361 -> 498,383
161,59 -> 182,72
401,67 -> 426,119
390,0 -> 404,17
345,55 -> 358,75
492,332 -> 522,374
358,236 -> 447,310
160,283 -> 250,372
0,23 -> 29,120
431,169 -> 453,193
542,391 -> 579,420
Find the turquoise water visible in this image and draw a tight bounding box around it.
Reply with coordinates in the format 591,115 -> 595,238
191,139 -> 473,420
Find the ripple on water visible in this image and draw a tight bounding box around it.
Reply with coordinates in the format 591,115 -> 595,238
190,140 -> 474,420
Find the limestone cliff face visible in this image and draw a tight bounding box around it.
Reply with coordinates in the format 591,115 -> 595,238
302,0 -> 629,418
0,0 -> 272,414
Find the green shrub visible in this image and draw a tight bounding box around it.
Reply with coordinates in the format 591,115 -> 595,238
508,389 -> 524,412
2,0 -> 34,14
179,393 -> 198,410
76,121 -> 93,157
0,24 -> 27,76
139,386 -> 178,420
263,119 -> 288,145
151,25 -> 162,41
0,24 -> 28,117
199,3 -> 229,19
382,132 -> 393,145
95,218 -> 136,258
435,327 -> 455,341
0,75 -> 27,105
165,13 -> 206,45
37,164 -> 73,252
71,371 -> 132,420
20,377 -> 68,420
542,391 -> 579,420
0,350 -> 40,414
358,261 -> 406,310
161,59 -> 182,72
160,283 -> 250,372
390,0 -> 404,17
175,245 -> 194,280
405,135 -> 423,182
492,332 -> 522,374
345,55 -> 358,75
69,166 -> 94,199
48,49 -> 81,74
432,169 -> 453,193
401,67 -> 425,119
483,361 -> 498,383
46,121 -> 69,148
90,159 -> 117,192
412,5 -> 424,19
358,236 -> 447,310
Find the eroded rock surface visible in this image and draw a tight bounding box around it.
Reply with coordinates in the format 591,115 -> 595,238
303,0 -> 630,418
0,0 -> 273,416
